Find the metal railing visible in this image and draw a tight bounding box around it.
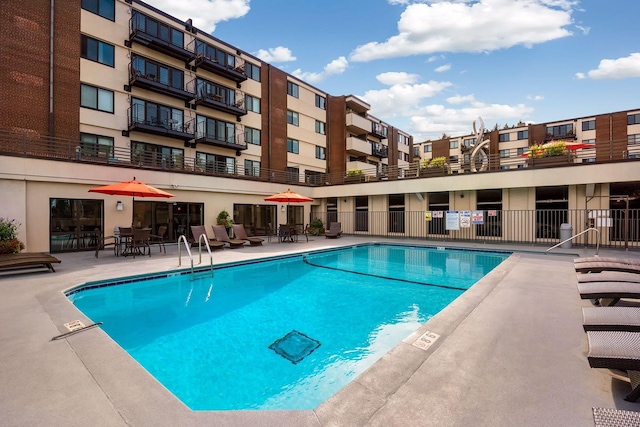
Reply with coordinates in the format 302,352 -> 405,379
312,209 -> 640,250
546,228 -> 600,255
1,129 -> 638,187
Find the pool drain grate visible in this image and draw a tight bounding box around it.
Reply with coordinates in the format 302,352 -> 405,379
269,330 -> 321,364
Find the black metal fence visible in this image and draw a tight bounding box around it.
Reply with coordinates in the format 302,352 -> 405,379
311,209 -> 640,250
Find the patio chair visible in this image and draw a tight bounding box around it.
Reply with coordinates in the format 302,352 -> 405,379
577,281 -> 640,306
575,257 -> 640,266
232,224 -> 263,246
575,261 -> 640,274
190,225 -> 224,250
586,330 -> 640,401
129,228 -> 151,258
325,222 -> 342,239
582,306 -> 640,332
211,225 -> 245,249
592,407 -> 640,426
149,225 -> 167,254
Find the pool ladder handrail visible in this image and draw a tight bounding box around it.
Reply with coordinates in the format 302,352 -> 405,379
545,227 -> 600,256
195,234 -> 214,276
177,234 -> 194,275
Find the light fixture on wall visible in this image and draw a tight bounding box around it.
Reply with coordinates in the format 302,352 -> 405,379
116,201 -> 124,211
281,205 -> 285,212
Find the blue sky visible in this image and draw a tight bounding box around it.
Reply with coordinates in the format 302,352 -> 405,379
145,0 -> 640,141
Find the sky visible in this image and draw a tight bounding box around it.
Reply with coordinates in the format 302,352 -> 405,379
144,0 -> 640,141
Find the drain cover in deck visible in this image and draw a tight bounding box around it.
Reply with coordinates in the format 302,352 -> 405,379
269,330 -> 321,364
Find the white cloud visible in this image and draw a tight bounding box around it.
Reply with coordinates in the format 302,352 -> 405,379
576,53 -> 640,80
427,55 -> 445,62
360,80 -> 453,119
447,94 -> 475,104
410,101 -> 534,141
291,57 -> 349,84
434,64 -> 451,72
253,46 -> 296,63
143,0 -> 250,33
350,0 -> 574,62
376,72 -> 420,85
527,95 -> 544,101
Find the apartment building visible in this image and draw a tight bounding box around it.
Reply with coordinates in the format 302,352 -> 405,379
2,0 -> 640,254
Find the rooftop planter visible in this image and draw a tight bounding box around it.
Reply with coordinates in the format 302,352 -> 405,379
419,156 -> 450,177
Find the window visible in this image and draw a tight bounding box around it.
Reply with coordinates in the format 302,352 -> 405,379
132,11 -> 184,48
285,167 -> 299,183
315,94 -> 326,110
245,95 -> 260,113
287,82 -> 299,98
517,147 -> 527,156
517,164 -> 526,169
245,63 -> 260,82
423,144 -> 432,153
449,140 -> 458,149
499,149 -> 510,158
132,55 -> 184,89
449,155 -> 459,164
81,35 -> 114,67
195,114 -> 236,144
133,141 -> 184,169
245,127 -> 260,145
547,124 -> 573,138
500,165 -> 510,170
629,134 -> 640,145
79,133 -> 114,158
287,138 -> 299,154
388,194 -> 405,233
315,120 -> 326,135
628,113 -> 640,125
398,152 -> 403,161
305,170 -> 324,185
355,196 -> 369,232
517,130 -> 528,140
398,134 -> 409,145
315,146 -> 325,160
582,120 -> 596,131
428,191 -> 449,235
287,110 -> 299,126
244,159 -> 260,177
82,0 -> 114,20
463,137 -> 476,147
131,98 -> 185,130
499,133 -> 510,142
195,152 -> 234,174
81,84 -> 113,112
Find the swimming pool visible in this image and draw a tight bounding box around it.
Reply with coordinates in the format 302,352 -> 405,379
67,244 -> 509,410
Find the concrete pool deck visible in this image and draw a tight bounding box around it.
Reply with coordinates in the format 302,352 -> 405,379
1,236 -> 639,426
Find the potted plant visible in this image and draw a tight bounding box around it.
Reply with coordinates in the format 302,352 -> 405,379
307,218 -> 325,236
216,210 -> 234,234
527,141 -> 572,167
0,217 -> 25,254
419,156 -> 449,176
345,168 -> 365,183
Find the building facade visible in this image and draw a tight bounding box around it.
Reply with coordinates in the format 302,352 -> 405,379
1,0 -> 640,253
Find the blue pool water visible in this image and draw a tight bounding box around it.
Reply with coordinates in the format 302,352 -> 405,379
68,244 -> 509,410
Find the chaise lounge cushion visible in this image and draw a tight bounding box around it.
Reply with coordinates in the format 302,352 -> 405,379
582,307 -> 640,332
0,252 -> 61,273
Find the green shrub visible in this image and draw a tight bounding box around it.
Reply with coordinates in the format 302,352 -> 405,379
216,210 -> 234,228
421,156 -> 447,169
346,169 -> 363,176
0,218 -> 24,254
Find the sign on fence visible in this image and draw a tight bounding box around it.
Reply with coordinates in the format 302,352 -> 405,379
472,210 -> 484,224
460,210 -> 471,228
425,211 -> 432,221
446,211 -> 460,230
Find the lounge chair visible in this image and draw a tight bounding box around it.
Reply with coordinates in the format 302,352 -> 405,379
211,225 -> 245,249
592,407 -> 640,426
0,252 -> 61,273
232,224 -> 263,246
575,261 -> 640,274
586,330 -> 640,401
577,271 -> 640,283
190,225 -> 224,250
577,281 -> 640,306
582,307 -> 640,332
325,222 -> 342,239
575,257 -> 640,265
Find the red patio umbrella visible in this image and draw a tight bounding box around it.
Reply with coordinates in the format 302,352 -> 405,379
264,189 -> 313,223
520,141 -> 595,157
89,177 -> 174,225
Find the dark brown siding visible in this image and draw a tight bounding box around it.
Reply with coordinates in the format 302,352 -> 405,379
262,65 -> 288,181
529,124 -> 546,146
328,95 -> 346,183
595,112 -> 629,161
488,130 -> 500,170
432,139 -> 449,159
0,0 -> 80,138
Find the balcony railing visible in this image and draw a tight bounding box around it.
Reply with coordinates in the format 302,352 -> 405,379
127,107 -> 196,141
371,123 -> 388,139
128,16 -> 193,62
128,63 -> 195,101
187,80 -> 247,117
194,122 -> 248,151
1,129 -> 638,187
372,143 -> 388,159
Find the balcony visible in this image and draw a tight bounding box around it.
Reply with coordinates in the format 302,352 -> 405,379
371,123 -> 388,139
544,131 -> 577,142
127,108 -> 195,141
190,85 -> 247,117
128,19 -> 193,62
346,136 -> 372,156
194,124 -> 248,152
346,112 -> 371,135
372,143 -> 388,159
192,53 -> 247,83
128,65 -> 195,101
